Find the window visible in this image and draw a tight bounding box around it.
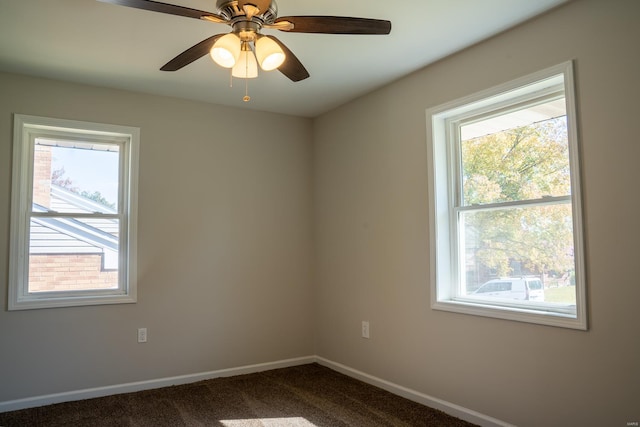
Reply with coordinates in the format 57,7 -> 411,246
9,115 -> 139,310
426,62 -> 586,329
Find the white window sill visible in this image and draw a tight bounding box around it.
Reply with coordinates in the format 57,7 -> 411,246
432,298 -> 586,330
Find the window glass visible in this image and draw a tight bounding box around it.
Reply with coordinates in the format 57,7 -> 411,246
29,139 -> 121,293
36,138 -> 120,212
460,102 -> 570,206
460,203 -> 575,306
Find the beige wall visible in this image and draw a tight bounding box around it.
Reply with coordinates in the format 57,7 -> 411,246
313,0 -> 639,426
0,72 -> 314,400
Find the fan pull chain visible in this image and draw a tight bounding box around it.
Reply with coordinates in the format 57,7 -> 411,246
243,52 -> 251,102
243,78 -> 250,102
226,53 -> 251,101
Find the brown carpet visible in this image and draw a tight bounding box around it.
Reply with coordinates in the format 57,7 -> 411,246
0,363 -> 478,426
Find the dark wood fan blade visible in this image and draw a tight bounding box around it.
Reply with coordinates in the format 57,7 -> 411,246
275,16 -> 391,35
160,34 -> 224,71
266,35 -> 310,82
97,0 -> 225,22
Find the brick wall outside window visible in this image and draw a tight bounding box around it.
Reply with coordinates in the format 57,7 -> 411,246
33,145 -> 52,208
28,254 -> 118,292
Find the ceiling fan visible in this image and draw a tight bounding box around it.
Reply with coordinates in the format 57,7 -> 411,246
98,0 -> 392,91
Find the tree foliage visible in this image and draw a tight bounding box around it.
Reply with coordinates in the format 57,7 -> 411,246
461,117 -> 574,284
51,167 -> 77,192
80,190 -> 116,209
51,167 -> 115,209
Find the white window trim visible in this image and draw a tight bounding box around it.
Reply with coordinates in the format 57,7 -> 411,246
426,61 -> 587,330
8,114 -> 139,310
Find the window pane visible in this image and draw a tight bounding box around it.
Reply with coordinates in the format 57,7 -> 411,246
461,204 -> 576,306
460,100 -> 571,206
28,217 -> 119,292
34,139 -> 119,213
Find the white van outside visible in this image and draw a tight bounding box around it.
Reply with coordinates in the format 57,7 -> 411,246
471,277 -> 544,301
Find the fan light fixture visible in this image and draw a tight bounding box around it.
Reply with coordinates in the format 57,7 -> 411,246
210,33 -> 241,68
209,33 -> 285,75
208,27 -> 286,102
255,36 -> 286,71
232,42 -> 258,78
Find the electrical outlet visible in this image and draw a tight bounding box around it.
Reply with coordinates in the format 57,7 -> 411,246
137,328 -> 147,343
362,321 -> 370,339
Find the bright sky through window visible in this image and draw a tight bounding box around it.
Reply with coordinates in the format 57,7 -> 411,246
44,140 -> 120,206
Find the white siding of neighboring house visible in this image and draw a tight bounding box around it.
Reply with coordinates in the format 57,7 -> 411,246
30,185 -> 119,269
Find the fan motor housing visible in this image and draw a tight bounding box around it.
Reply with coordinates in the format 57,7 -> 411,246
216,0 -> 278,23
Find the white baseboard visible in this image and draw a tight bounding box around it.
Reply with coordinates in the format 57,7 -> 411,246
1,355 -> 510,427
315,357 -> 513,427
0,355 -> 315,413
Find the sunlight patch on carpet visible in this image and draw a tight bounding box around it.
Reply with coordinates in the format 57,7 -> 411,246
221,417 -> 316,426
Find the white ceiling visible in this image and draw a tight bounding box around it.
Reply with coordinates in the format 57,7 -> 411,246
0,0 -> 568,118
